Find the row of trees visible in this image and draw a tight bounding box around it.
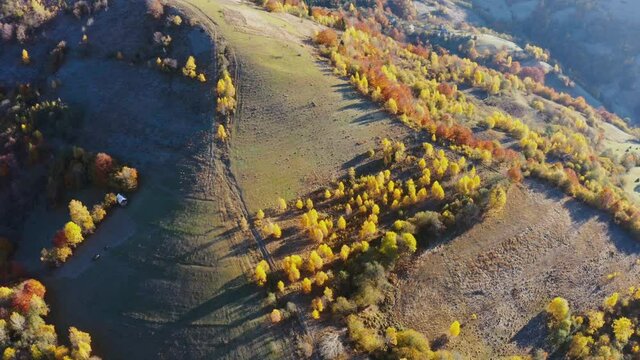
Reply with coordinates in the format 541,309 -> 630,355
0,279 -> 97,359
41,151 -> 138,266
40,193 -> 119,266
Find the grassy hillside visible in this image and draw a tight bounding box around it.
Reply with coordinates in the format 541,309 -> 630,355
176,0 -> 409,211
5,1 -> 289,358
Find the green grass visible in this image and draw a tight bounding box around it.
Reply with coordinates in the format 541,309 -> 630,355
189,0 -> 408,210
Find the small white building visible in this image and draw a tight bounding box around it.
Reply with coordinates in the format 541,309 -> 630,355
116,193 -> 128,206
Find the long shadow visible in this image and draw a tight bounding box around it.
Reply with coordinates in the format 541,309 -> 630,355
351,109 -> 389,124
221,233 -> 255,261
170,225 -> 242,263
509,312 -> 549,350
157,275 -> 260,336
341,152 -> 369,170
331,83 -> 360,101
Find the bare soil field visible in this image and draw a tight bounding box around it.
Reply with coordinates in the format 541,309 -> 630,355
393,181 -> 640,357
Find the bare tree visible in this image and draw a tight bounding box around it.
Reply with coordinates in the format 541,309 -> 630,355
146,0 -> 164,19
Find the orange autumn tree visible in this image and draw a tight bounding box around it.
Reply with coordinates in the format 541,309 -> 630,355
315,29 -> 338,47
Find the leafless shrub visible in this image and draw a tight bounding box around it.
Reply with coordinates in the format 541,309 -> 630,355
408,211 -> 444,236
73,1 -> 90,18
146,0 -> 164,19
296,335 -> 314,358
15,25 -> 26,43
153,31 -> 163,44
153,31 -> 171,47
286,301 -> 298,314
0,23 -> 13,42
50,41 -> 67,71
93,0 -> 109,11
319,331 -> 345,360
162,58 -> 177,70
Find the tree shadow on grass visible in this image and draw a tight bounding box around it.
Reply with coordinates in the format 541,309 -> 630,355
270,230 -> 310,259
169,225 -> 242,263
154,274 -> 282,359
158,275 -> 263,336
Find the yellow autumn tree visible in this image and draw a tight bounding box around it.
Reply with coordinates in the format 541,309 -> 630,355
21,49 -> 30,64
385,98 -> 398,114
277,197 -> 287,212
69,327 -> 93,360
449,320 -> 461,337
302,277 -> 312,294
182,56 -> 197,78
546,297 -> 570,322
307,251 -> 324,272
317,244 -> 333,259
323,286 -> 334,301
315,271 -> 328,286
612,317 -> 634,343
63,221 -> 84,248
270,309 -> 282,323
69,200 -> 95,234
337,216 -> 346,230
312,297 -> 324,312
431,181 -> 445,200
568,333 -> 593,358
603,292 -> 619,311
254,260 -> 269,286
489,185 -> 507,210
216,124 -> 228,141
216,70 -> 237,114
586,310 -> 604,334
340,245 -> 350,261
283,255 -> 302,282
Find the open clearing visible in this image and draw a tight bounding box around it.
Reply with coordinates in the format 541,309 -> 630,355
393,181 -> 640,357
